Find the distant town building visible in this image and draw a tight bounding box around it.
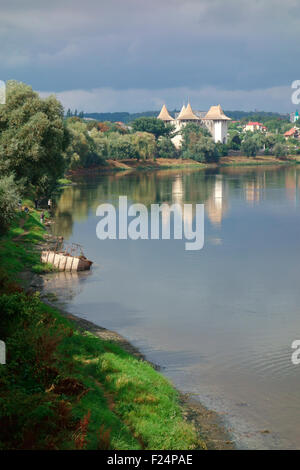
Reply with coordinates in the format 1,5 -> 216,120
290,110 -> 299,123
284,127 -> 299,140
157,102 -> 231,148
244,122 -> 267,132
115,121 -> 128,130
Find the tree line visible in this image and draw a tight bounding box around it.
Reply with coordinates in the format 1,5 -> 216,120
0,80 -> 298,230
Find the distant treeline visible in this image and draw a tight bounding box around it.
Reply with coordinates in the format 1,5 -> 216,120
226,110 -> 289,122
82,111 -> 159,123
75,110 -> 289,124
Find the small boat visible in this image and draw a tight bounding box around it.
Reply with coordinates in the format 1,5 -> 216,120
41,241 -> 93,272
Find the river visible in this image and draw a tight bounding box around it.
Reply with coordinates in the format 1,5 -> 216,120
44,165 -> 300,449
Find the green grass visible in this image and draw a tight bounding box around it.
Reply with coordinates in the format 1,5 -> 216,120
0,206 -> 202,450
0,209 -> 54,280
54,320 -> 199,450
158,163 -> 207,170
0,291 -> 200,450
220,160 -> 291,167
57,177 -> 73,186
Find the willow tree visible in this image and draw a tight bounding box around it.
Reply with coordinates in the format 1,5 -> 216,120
132,132 -> 156,160
0,81 -> 69,196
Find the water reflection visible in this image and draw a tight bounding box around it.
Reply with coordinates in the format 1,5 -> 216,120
43,270 -> 92,303
53,166 -> 300,238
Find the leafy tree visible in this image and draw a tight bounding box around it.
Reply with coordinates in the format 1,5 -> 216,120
228,132 -> 241,150
181,123 -> 211,147
108,135 -> 138,160
180,123 -> 219,162
241,135 -> 261,157
183,135 -> 219,163
65,119 -> 103,168
132,132 -> 156,160
228,121 -> 243,132
262,134 -> 276,149
85,120 -> 99,131
98,122 -> 110,133
0,174 -> 20,232
89,128 -> 109,160
157,137 -> 178,159
131,117 -> 174,140
0,81 -> 69,196
273,143 -> 287,158
96,121 -> 128,134
262,119 -> 291,134
215,142 -> 228,157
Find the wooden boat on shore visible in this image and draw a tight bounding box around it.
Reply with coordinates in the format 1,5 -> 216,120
41,241 -> 93,272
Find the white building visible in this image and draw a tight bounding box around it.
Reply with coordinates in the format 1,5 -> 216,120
157,102 -> 231,148
244,121 -> 267,132
202,105 -> 231,144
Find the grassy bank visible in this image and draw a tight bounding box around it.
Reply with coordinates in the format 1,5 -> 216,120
0,206 -> 53,279
219,155 -> 295,166
0,209 -> 204,450
67,158 -> 209,176
67,155 -> 298,177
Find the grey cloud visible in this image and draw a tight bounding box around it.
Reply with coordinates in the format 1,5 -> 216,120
39,84 -> 294,113
1,1 -> 300,111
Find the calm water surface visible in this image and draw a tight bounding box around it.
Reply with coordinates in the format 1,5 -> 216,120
45,166 -> 300,449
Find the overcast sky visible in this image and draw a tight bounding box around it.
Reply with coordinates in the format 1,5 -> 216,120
1,0 -> 299,112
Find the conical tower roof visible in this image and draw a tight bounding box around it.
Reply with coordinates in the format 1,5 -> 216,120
177,102 -> 199,121
157,104 -> 174,122
203,104 -> 231,121
177,104 -> 186,119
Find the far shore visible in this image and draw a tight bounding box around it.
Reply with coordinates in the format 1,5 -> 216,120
67,155 -> 300,177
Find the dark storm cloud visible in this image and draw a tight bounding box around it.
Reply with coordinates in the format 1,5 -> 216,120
1,0 -> 299,111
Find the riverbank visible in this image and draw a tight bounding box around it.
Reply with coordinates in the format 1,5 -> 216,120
42,299 -> 234,451
0,206 -> 234,450
66,155 -> 298,177
67,158 -> 208,176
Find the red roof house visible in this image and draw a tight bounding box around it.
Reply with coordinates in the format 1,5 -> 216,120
284,127 -> 299,139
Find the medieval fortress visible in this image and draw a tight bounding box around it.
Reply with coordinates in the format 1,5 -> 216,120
157,103 -> 231,148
